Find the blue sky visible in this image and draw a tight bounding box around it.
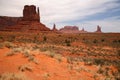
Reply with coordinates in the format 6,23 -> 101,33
0,0 -> 120,32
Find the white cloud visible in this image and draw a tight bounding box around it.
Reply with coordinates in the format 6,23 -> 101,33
0,0 -> 119,32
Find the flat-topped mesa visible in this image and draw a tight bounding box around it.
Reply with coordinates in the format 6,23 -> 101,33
22,5 -> 40,22
59,26 -> 80,33
60,26 -> 79,31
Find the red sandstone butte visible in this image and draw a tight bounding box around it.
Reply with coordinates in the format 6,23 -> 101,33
0,5 -> 50,32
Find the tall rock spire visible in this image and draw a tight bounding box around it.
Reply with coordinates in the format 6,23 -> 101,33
95,25 -> 102,33
37,7 -> 40,16
37,7 -> 40,22
52,23 -> 58,31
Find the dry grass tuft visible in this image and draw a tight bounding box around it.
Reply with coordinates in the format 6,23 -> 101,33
0,72 -> 30,80
18,64 -> 33,72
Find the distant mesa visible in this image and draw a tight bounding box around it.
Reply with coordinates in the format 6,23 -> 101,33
0,5 -> 103,33
59,26 -> 88,33
59,25 -> 102,33
22,5 -> 40,22
60,26 -> 80,33
0,5 -> 50,32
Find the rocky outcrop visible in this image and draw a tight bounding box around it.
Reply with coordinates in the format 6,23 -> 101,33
52,24 -> 58,31
0,5 -> 50,32
79,28 -> 87,33
22,5 -> 40,22
0,16 -> 22,28
95,25 -> 102,33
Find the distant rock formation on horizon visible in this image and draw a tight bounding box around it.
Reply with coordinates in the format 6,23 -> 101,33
59,25 -> 103,33
59,26 -> 88,33
0,5 -> 50,32
95,25 -> 102,33
59,26 -> 80,33
52,24 -> 58,31
79,28 -> 87,33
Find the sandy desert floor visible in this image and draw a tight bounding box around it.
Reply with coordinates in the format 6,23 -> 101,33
0,32 -> 120,80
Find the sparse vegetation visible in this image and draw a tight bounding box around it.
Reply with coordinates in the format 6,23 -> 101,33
5,51 -> 15,56
93,39 -> 98,43
43,36 -> 47,42
18,64 -> 33,72
0,32 -> 120,80
0,43 -> 4,49
0,72 -> 30,80
65,39 -> 71,46
4,41 -> 15,48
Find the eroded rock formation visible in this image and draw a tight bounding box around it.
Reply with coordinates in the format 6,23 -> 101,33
95,25 -> 102,33
79,28 -> 87,33
0,16 -> 22,28
0,5 -> 50,32
22,5 -> 40,22
60,26 -> 79,33
52,24 -> 58,31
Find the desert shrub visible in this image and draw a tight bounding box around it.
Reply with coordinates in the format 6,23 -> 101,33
97,67 -> 105,75
101,39 -> 105,42
54,54 -> 62,62
0,43 -> 4,49
45,51 -> 55,58
118,40 -> 120,43
43,36 -> 47,42
45,51 -> 62,62
28,55 -> 39,64
0,36 -> 3,40
43,73 -> 50,79
93,39 -> 98,43
32,58 -> 39,64
117,50 -> 120,56
113,40 -> 117,43
65,39 -> 71,46
6,51 -> 15,56
12,47 -> 23,53
93,59 -> 104,66
28,56 -> 34,61
39,47 -> 47,52
0,72 -> 30,80
113,71 -> 120,80
3,41 -> 14,48
18,64 -> 33,72
33,35 -> 39,43
67,57 -> 74,64
32,45 -> 39,50
83,38 -> 85,41
23,49 -> 30,57
8,35 -> 15,42
85,60 -> 93,66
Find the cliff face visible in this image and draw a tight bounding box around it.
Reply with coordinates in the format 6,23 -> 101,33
0,16 -> 22,28
22,5 -> 40,22
0,5 -> 50,32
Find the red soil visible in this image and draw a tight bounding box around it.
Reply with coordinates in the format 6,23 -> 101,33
0,47 -> 102,80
